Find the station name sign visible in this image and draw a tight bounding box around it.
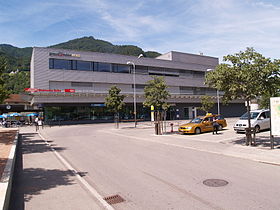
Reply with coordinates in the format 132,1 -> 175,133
49,52 -> 80,58
25,88 -> 76,93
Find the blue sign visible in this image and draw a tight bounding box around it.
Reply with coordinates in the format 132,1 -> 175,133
90,104 -> 105,107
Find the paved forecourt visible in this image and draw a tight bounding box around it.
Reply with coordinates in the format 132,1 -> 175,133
35,119 -> 280,210
9,126 -> 105,210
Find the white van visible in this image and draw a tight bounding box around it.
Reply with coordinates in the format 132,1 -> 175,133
233,109 -> 270,133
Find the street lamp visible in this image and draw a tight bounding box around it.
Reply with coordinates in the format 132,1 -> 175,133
206,69 -> 220,115
127,54 -> 143,128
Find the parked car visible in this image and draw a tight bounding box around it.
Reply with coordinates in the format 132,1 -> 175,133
178,114 -> 227,134
233,109 -> 270,133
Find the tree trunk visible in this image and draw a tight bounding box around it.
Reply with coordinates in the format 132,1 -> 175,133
154,111 -> 163,135
164,110 -> 167,134
115,113 -> 119,129
245,99 -> 252,146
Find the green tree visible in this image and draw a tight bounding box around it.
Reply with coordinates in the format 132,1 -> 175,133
0,56 -> 9,104
3,71 -> 30,93
105,86 -> 125,128
199,95 -> 215,114
143,76 -> 170,134
143,76 -> 170,110
258,59 -> 280,108
144,51 -> 161,58
205,47 -> 280,145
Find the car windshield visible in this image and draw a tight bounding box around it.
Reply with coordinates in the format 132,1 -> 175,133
216,115 -> 224,120
190,118 -> 203,123
240,112 -> 259,120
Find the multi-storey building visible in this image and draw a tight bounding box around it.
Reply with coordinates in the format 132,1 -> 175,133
29,47 -> 245,123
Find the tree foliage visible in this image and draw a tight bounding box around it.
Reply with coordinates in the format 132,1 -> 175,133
199,95 -> 215,114
205,47 -> 280,145
3,71 -> 30,93
0,45 -> 32,72
205,47 -> 280,104
0,56 -> 10,103
143,76 -> 170,111
105,86 -> 125,113
49,36 -> 161,58
144,51 -> 161,58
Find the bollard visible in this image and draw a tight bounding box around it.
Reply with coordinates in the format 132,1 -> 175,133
170,123 -> 174,133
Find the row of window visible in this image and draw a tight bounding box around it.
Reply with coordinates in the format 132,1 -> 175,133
49,58 -> 205,78
69,82 -> 215,94
49,59 -> 130,73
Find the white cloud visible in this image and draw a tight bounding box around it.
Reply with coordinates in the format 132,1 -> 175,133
142,0 -> 280,60
0,0 -> 279,60
78,0 -> 175,42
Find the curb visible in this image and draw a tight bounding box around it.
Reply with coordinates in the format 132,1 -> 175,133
38,132 -> 115,210
0,131 -> 19,210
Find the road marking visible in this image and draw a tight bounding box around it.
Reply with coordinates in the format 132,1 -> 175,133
38,132 -> 115,210
102,130 -> 280,165
102,130 -> 223,155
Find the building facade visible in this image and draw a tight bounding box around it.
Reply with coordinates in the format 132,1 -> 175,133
29,47 -> 245,123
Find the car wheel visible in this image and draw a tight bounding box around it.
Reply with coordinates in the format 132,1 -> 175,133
195,127 -> 201,134
218,124 -> 222,131
255,125 -> 260,133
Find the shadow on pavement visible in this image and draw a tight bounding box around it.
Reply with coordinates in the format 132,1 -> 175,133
8,134 -> 79,210
230,134 -> 280,149
0,158 -> 8,179
22,168 -> 76,202
21,133 -> 66,154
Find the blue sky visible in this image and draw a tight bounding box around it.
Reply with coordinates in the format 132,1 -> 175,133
1,0 -> 280,61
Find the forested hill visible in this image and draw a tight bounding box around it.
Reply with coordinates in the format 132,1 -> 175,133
0,36 -> 161,73
50,36 -> 161,58
0,44 -> 32,72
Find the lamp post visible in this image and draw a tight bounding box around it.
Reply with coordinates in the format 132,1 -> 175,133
127,54 -> 143,128
206,69 -> 220,115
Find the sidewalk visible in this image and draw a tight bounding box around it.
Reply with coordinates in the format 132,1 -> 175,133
9,126 -> 103,210
114,119 -> 280,166
0,128 -> 18,210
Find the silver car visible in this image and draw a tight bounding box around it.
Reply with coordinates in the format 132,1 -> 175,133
233,109 -> 270,133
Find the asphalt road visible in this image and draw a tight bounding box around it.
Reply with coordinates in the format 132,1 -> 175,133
30,122 -> 280,210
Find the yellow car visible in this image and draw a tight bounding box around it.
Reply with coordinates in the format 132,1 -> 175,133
178,114 -> 227,134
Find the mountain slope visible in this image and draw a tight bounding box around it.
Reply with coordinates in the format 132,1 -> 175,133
0,44 -> 32,72
0,36 -> 161,93
0,36 -> 161,73
50,36 -> 160,58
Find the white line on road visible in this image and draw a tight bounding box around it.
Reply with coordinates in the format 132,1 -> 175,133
38,132 -> 115,210
103,130 -> 224,155
102,130 -> 272,164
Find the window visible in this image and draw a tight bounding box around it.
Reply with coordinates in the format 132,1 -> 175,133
135,65 -> 148,74
148,67 -> 179,77
148,66 -> 162,71
148,72 -> 179,77
193,71 -> 205,78
132,84 -> 146,89
49,59 -> 54,69
49,59 -> 71,70
97,62 -> 111,72
71,82 -> 93,87
71,60 -> 77,70
194,87 -> 206,95
179,70 -> 193,77
77,61 -> 92,71
112,64 -> 130,73
180,87 -> 194,94
164,73 -> 179,77
259,112 -> 266,119
93,62 -> 98,71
